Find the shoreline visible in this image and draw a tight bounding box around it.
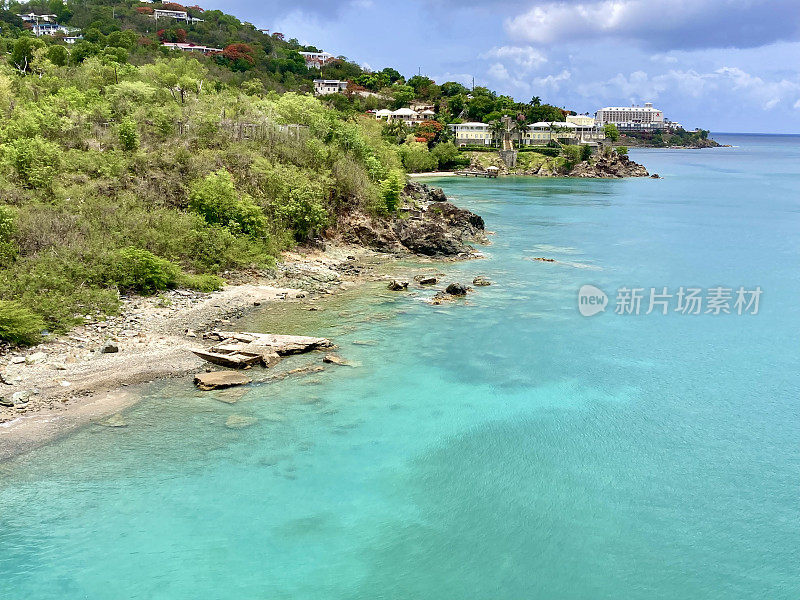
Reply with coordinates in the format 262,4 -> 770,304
0,245 -> 397,460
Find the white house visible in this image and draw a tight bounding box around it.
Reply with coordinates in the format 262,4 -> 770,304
153,9 -> 204,24
521,121 -> 605,145
300,51 -> 335,69
313,79 -> 348,96
162,42 -> 223,54
595,102 -> 665,130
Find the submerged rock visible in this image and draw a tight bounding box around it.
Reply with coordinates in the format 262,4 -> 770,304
472,276 -> 492,286
194,371 -> 251,391
225,414 -> 258,430
100,413 -> 128,428
322,354 -> 354,367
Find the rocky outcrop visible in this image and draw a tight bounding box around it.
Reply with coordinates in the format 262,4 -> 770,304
194,371 -> 251,390
337,184 -> 486,257
569,154 -> 649,178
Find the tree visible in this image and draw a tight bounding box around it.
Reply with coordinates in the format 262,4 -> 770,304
490,119 -> 506,148
189,170 -> 267,238
380,169 -> 404,212
604,123 -> 620,142
530,96 -> 541,106
391,85 -> 415,110
11,37 -> 44,73
143,57 -> 207,104
118,119 -> 140,151
46,45 -> 69,67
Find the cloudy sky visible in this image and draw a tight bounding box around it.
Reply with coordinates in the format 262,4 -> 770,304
202,0 -> 800,133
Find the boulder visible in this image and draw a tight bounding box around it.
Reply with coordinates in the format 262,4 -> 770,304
101,342 -> 119,354
194,371 -> 251,391
11,390 -> 32,405
650,173 -> 661,178
418,276 -> 438,285
445,283 -> 468,296
387,279 -> 409,291
472,276 -> 492,286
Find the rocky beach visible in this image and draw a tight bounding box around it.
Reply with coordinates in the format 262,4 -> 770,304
0,183 -> 488,459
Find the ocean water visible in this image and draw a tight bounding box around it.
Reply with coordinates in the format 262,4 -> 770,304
2,134 -> 800,599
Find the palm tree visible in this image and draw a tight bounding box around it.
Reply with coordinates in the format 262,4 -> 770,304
530,96 -> 541,107
511,117 -> 528,149
490,119 -> 506,148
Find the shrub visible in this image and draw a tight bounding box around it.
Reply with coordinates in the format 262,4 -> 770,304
189,170 -> 267,238
106,247 -> 179,294
0,300 -> 45,346
380,169 -> 404,213
431,142 -> 469,170
118,119 -> 140,152
177,272 -> 224,292
580,144 -> 592,161
3,136 -> 62,190
399,142 -> 437,173
615,146 -> 629,156
0,205 -> 17,267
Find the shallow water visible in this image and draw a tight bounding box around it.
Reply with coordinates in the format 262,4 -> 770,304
2,134 -> 800,599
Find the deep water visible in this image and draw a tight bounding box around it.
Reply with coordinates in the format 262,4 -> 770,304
2,134 -> 799,599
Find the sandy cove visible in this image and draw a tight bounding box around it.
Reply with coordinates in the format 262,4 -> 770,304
0,245 -> 401,460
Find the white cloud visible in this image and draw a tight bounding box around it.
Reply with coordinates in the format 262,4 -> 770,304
572,66 -> 800,112
488,63 -> 511,81
505,0 -> 800,50
480,46 -> 547,71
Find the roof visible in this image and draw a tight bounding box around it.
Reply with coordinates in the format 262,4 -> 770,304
375,109 -> 393,115
455,122 -> 489,127
420,109 -> 436,115
598,106 -> 661,112
392,108 -> 418,116
530,121 -> 578,128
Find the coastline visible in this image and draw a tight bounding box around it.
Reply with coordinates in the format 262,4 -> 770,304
0,189 -> 490,462
0,245 -> 400,460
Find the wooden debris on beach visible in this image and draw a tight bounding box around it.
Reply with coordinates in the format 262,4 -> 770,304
193,331 -> 334,369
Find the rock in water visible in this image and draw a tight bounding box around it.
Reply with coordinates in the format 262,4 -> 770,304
225,414 -> 258,430
472,276 -> 492,286
322,354 -> 353,367
417,276 -> 438,285
101,414 -> 128,428
387,280 -> 409,291
445,283 -> 468,296
194,371 -> 251,391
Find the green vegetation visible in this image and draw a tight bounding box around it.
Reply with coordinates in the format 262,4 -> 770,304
622,128 -> 716,148
0,2 -> 423,345
0,300 -> 45,346
603,123 -> 620,142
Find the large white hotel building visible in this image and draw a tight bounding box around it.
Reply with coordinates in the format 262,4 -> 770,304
595,102 -> 665,130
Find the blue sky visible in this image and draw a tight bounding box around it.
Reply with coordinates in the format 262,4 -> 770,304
202,0 -> 800,133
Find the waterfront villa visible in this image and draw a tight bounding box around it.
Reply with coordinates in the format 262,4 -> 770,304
300,51 -> 336,69
595,103 -> 664,131
374,108 -> 429,124
450,120 -> 605,147
449,122 -> 493,146
313,79 -> 348,96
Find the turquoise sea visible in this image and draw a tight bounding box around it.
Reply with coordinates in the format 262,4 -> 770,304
2,134 -> 800,599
